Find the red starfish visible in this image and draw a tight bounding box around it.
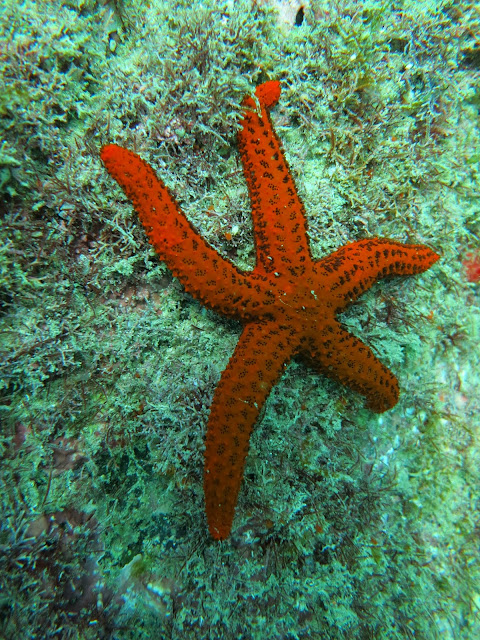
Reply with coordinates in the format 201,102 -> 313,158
101,81 -> 439,541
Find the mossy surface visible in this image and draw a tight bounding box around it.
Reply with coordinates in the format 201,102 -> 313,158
1,0 -> 479,638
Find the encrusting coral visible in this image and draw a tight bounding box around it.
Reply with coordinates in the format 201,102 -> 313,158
101,80 -> 439,540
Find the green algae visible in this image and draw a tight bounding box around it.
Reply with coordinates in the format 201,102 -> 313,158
1,0 -> 479,638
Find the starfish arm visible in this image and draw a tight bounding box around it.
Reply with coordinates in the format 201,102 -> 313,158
204,320 -> 297,540
304,324 -> 399,413
238,82 -> 311,278
101,144 -> 258,317
314,238 -> 440,311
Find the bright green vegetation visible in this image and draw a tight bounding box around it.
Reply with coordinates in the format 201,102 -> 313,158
1,0 -> 479,638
